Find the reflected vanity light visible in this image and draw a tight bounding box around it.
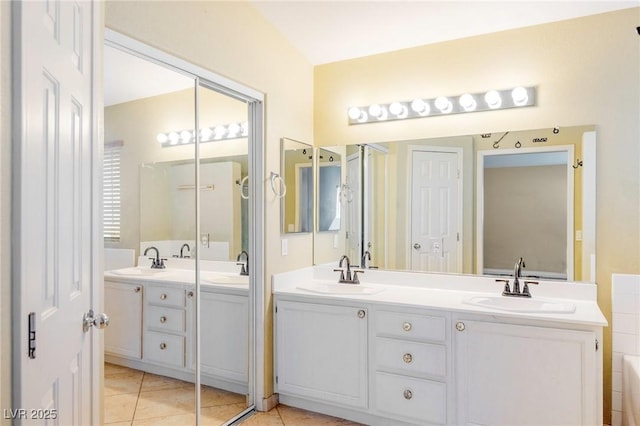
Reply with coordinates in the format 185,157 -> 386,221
347,86 -> 536,125
157,120 -> 249,147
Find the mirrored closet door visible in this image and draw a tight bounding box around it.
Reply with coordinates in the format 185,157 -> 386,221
103,33 -> 256,425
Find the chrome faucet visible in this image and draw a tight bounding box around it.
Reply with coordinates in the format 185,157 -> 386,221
334,255 -> 364,284
180,243 -> 191,258
361,250 -> 378,269
144,246 -> 166,269
236,250 -> 249,276
498,257 -> 538,297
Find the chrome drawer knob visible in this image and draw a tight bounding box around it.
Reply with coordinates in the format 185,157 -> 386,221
403,353 -> 413,364
160,343 -> 167,350
135,287 -> 141,293
403,389 -> 413,400
402,322 -> 412,331
160,316 -> 167,324
456,321 -> 465,332
160,293 -> 167,300
357,310 -> 366,319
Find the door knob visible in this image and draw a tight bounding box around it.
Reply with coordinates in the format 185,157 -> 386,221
413,243 -> 421,250
82,309 -> 110,333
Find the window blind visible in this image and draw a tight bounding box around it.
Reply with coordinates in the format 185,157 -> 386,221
103,142 -> 122,242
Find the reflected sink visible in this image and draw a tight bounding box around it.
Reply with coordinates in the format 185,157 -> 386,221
201,273 -> 249,285
109,267 -> 173,277
297,283 -> 384,295
464,295 -> 576,314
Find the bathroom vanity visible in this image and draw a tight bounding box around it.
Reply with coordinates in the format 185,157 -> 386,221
273,266 -> 607,426
104,261 -> 249,394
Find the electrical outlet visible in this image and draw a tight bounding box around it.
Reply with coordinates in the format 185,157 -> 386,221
200,233 -> 210,248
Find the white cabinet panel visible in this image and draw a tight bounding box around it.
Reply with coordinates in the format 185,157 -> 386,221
454,320 -> 597,426
105,280 -> 142,359
276,300 -> 368,409
144,330 -> 185,368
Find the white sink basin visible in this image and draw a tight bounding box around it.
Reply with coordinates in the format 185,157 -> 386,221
297,283 -> 384,295
109,267 -> 173,277
464,295 -> 576,314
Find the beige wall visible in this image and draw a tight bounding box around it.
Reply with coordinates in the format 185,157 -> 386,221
105,0 -> 315,399
315,8 -> 640,421
0,1 -> 10,421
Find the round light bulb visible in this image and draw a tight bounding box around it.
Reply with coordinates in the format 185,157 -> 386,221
357,111 -> 368,123
228,122 -> 241,137
484,90 -> 502,109
180,130 -> 192,144
348,107 -> 362,121
435,96 -> 452,113
511,87 -> 529,106
389,102 -> 408,118
157,133 -> 168,144
410,98 -> 430,115
200,127 -> 212,142
168,132 -> 180,145
241,121 -> 249,136
459,93 -> 477,111
214,125 -> 226,139
368,104 -> 382,118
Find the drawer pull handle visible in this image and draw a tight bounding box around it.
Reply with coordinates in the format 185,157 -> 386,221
357,310 -> 366,319
160,343 -> 167,350
402,322 -> 412,331
456,321 -> 465,332
160,316 -> 167,324
403,353 -> 413,363
135,287 -> 141,293
160,293 -> 167,300
403,389 -> 413,400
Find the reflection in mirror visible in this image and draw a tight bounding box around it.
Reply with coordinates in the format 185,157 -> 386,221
317,147 -> 342,232
316,125 -> 596,283
281,138 -> 313,233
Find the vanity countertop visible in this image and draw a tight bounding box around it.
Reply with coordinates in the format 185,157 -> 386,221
273,265 -> 608,327
104,266 -> 249,292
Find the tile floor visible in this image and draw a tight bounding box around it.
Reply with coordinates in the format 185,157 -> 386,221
104,363 -> 361,425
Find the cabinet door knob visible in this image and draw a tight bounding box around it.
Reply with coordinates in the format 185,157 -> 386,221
160,343 -> 167,350
187,291 -> 194,298
160,316 -> 167,324
357,310 -> 366,319
403,353 -> 413,363
135,287 -> 141,293
403,389 -> 413,400
402,322 -> 412,331
456,321 -> 465,332
160,293 -> 167,300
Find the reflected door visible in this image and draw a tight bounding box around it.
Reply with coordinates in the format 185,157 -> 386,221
410,150 -> 460,272
345,154 -> 362,263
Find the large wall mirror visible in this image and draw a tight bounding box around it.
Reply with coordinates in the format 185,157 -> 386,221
103,35 -> 255,425
316,125 -> 596,283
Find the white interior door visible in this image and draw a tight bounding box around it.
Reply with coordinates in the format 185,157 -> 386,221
13,1 -> 100,423
346,154 -> 362,262
410,150 -> 460,273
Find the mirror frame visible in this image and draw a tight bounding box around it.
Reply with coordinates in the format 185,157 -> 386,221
280,137 -> 314,234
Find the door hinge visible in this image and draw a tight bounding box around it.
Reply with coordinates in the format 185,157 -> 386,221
457,232 -> 460,242
275,376 -> 278,384
28,312 -> 36,359
275,306 -> 278,313
595,338 -> 599,352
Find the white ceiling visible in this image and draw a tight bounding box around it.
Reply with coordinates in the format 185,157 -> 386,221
104,1 -> 638,106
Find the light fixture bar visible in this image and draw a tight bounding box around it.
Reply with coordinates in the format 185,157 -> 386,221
157,121 -> 249,148
347,86 -> 536,125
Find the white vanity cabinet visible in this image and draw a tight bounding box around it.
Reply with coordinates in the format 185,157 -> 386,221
200,290 -> 249,392
453,319 -> 599,426
275,299 -> 369,409
143,284 -> 192,368
105,280 -> 143,359
371,308 -> 451,425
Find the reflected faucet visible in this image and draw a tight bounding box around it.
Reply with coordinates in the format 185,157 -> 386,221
144,246 -> 166,269
361,251 -> 371,269
180,243 -> 191,258
236,250 -> 249,276
513,257 -> 525,294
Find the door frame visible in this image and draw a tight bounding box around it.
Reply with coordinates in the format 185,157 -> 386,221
476,145 -> 575,280
104,29 -> 266,418
407,145 -> 463,272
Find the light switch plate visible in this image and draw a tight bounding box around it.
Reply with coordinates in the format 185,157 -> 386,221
281,239 -> 288,256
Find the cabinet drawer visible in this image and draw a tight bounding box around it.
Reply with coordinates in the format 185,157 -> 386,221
374,371 -> 446,425
146,286 -> 185,308
146,305 -> 185,334
143,331 -> 185,368
375,337 -> 446,378
375,310 -> 446,342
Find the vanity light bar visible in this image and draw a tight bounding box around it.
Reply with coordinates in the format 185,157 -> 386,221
347,86 -> 536,125
157,121 -> 249,147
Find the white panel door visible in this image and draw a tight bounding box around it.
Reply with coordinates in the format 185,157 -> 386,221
345,154 -> 362,263
410,151 -> 460,273
13,1 -> 99,424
